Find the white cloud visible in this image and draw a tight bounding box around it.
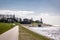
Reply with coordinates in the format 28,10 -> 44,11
43,16 -> 60,26
38,13 -> 60,26
0,10 -> 34,18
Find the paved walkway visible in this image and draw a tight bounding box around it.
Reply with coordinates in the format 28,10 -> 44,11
0,25 -> 19,40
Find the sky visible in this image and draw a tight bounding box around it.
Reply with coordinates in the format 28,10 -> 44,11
0,0 -> 60,25
0,0 -> 60,15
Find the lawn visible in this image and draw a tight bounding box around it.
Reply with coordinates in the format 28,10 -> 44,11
0,23 -> 15,34
19,24 -> 52,40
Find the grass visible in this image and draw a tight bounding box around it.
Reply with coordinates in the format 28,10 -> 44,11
0,23 -> 15,34
19,24 -> 52,40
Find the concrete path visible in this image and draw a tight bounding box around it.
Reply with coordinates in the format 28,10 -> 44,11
0,25 -> 19,40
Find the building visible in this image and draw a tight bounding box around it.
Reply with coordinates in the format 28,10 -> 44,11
20,18 -> 32,24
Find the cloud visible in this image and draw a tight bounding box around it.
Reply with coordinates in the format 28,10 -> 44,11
0,10 -> 34,18
39,13 -> 60,26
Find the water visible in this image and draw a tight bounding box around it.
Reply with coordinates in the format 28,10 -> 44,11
29,26 -> 60,40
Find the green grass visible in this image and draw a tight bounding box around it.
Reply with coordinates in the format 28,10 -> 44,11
0,23 -> 15,34
19,24 -> 52,40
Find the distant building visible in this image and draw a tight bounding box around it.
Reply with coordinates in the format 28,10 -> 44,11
20,18 -> 22,22
15,18 -> 22,22
38,18 -> 43,27
35,20 -> 40,23
40,18 -> 43,24
20,18 -> 32,24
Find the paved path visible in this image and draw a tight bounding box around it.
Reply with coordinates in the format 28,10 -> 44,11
0,25 -> 19,40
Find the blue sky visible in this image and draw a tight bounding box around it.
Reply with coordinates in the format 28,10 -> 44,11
0,0 -> 60,16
